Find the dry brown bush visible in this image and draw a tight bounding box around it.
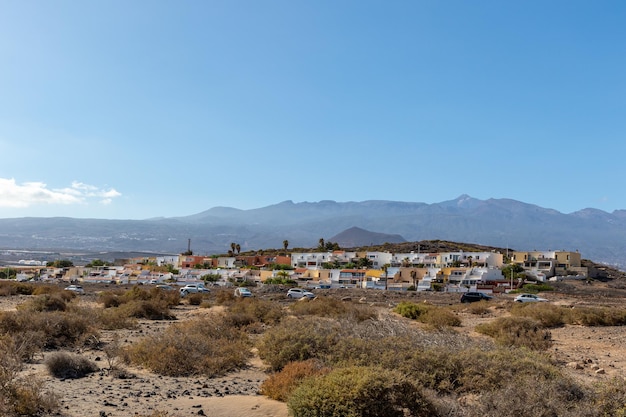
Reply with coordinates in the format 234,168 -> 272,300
260,359 -> 330,401
0,309 -> 99,349
123,316 -> 250,377
45,352 -> 99,379
0,338 -> 59,417
17,293 -> 69,312
225,298 -> 283,329
510,302 -> 567,328
475,316 -> 552,350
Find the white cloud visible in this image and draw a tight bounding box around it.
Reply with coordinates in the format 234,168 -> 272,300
0,178 -> 121,208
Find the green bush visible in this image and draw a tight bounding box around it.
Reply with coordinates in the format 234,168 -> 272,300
45,352 -> 99,379
475,316 -> 552,350
287,366 -> 437,417
394,302 -> 460,329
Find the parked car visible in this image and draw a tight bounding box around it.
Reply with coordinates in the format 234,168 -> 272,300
64,285 -> 85,295
155,284 -> 174,291
180,284 -> 211,297
514,293 -> 549,303
234,287 -> 253,298
460,292 -> 493,303
287,288 -> 315,299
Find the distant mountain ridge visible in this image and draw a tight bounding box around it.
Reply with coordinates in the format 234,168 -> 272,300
0,195 -> 624,269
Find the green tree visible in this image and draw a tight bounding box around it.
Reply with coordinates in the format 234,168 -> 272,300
283,240 -> 289,251
318,238 -> 325,250
46,259 -> 74,268
235,243 -> 241,254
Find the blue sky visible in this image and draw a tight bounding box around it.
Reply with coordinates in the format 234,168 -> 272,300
0,1 -> 624,219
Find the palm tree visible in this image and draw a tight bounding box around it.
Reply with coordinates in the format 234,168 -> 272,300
236,243 -> 241,254
283,240 -> 289,251
230,242 -> 237,255
318,238 -> 325,250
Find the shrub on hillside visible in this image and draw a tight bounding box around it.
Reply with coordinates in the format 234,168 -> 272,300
123,316 -> 250,377
568,306 -> 626,327
287,366 -> 437,417
45,352 -> 99,379
475,316 -> 552,350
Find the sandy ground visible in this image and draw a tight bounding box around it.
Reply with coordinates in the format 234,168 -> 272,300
5,281 -> 626,417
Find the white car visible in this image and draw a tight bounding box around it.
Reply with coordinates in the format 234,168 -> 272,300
180,284 -> 211,297
287,288 -> 315,299
234,287 -> 253,298
64,285 -> 85,295
514,293 -> 548,303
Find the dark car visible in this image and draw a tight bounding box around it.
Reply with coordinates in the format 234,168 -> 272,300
460,292 -> 493,303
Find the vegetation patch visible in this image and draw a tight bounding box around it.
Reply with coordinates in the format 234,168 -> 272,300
394,301 -> 461,329
289,296 -> 377,321
287,366 -> 437,417
260,359 -> 330,402
123,316 -> 250,377
475,316 -> 552,350
45,352 -> 99,379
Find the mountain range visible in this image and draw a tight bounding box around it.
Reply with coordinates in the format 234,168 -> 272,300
0,195 -> 625,269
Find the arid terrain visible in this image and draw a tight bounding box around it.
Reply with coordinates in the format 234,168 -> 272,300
3,279 -> 626,417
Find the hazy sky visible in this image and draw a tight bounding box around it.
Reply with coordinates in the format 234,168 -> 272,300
1,1 -> 624,219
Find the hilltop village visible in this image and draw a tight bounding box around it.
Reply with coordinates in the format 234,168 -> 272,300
11,248 -> 588,293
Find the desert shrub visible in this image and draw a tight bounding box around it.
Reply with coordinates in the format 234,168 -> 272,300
100,287 -> 180,311
95,307 -> 138,330
510,302 -> 567,328
31,285 -> 65,296
123,316 -> 250,377
394,302 -> 460,329
17,293 -> 69,312
568,306 -> 626,326
475,372 -> 594,417
225,298 -> 283,329
0,339 -> 59,417
394,301 -> 430,320
594,377 -> 626,417
99,291 -> 122,308
260,360 -> 330,401
117,299 -> 176,320
475,316 -> 552,350
45,352 -> 99,379
215,289 -> 236,305
257,316 -> 342,371
185,292 -> 204,306
287,366 -> 437,417
289,297 -> 376,322
465,300 -> 491,315
0,310 -> 99,349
